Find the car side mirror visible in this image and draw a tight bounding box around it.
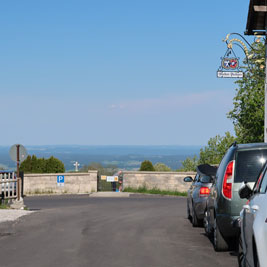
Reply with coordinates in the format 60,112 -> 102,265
238,182 -> 253,199
184,176 -> 193,182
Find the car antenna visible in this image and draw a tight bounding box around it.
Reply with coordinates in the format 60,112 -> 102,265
229,141 -> 237,148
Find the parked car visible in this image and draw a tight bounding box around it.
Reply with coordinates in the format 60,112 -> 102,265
204,142 -> 267,251
238,161 -> 267,267
184,164 -> 217,227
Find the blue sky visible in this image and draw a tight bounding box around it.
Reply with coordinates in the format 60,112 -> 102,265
0,0 -> 254,146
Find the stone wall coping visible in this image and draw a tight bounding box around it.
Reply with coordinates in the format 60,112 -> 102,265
24,171 -> 195,177
123,171 -> 196,175
24,171 -> 97,177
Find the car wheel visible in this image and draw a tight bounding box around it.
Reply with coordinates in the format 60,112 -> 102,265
203,210 -> 211,236
254,252 -> 259,267
238,235 -> 246,267
213,217 -> 229,251
255,255 -> 259,267
253,242 -> 259,267
192,206 -> 201,227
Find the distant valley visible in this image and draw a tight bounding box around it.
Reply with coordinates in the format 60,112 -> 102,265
0,145 -> 201,171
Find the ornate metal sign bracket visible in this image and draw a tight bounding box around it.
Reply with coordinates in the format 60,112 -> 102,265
217,47 -> 243,78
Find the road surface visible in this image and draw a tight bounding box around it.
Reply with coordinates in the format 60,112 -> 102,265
0,195 -> 237,267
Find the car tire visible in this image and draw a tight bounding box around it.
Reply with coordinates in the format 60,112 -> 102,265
238,235 -> 246,267
203,210 -> 211,236
213,217 -> 229,251
187,200 -> 192,221
254,252 -> 259,267
192,206 -> 201,227
253,242 -> 259,267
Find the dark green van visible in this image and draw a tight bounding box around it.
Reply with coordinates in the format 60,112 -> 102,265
204,143 -> 267,251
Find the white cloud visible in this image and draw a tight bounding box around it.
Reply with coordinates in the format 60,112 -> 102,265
107,90 -> 234,114
108,104 -> 125,110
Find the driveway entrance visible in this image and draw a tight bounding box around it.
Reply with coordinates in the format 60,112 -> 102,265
97,171 -> 123,192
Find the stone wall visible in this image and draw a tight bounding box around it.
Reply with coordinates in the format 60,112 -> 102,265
123,171 -> 196,192
23,171 -> 196,195
23,171 -> 97,195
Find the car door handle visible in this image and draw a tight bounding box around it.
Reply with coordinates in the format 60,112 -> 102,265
251,205 -> 259,211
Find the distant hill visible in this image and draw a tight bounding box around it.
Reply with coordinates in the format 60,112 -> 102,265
0,145 -> 201,171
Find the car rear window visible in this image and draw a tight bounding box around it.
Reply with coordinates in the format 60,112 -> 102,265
235,149 -> 267,183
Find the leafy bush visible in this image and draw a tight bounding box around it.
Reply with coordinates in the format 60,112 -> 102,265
178,132 -> 235,171
139,160 -> 155,171
20,155 -> 65,173
198,132 -> 235,165
178,155 -> 198,172
154,162 -> 171,171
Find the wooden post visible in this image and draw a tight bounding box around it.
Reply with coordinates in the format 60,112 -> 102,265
16,145 -> 20,201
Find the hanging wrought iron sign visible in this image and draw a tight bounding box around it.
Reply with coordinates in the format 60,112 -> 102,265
217,47 -> 243,78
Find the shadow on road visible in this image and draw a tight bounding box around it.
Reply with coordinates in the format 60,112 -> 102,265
200,232 -> 239,259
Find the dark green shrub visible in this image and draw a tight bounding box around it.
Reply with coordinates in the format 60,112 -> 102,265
20,155 -> 65,173
139,160 -> 155,171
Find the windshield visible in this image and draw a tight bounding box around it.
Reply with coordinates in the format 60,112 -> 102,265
235,149 -> 267,183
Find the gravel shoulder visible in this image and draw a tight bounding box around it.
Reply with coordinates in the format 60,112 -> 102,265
0,210 -> 34,223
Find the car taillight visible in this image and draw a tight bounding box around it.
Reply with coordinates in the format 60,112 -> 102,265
222,160 -> 234,200
199,187 -> 210,197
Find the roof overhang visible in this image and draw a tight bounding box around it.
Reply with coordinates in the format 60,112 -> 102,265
245,0 -> 267,35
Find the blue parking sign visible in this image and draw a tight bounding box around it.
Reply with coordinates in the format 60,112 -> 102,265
57,175 -> 64,186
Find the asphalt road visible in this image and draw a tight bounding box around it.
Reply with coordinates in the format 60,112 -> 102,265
0,195 -> 237,267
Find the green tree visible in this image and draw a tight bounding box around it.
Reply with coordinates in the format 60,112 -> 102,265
31,155 -> 41,173
45,156 -> 65,173
178,155 -> 198,172
32,156 -> 47,173
198,132 -> 235,165
228,41 -> 265,143
154,162 -> 171,172
178,132 -> 235,171
20,155 -> 65,173
139,160 -> 155,171
20,155 -> 32,173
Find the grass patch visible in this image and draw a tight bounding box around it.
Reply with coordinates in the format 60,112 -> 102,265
123,186 -> 187,196
0,200 -> 10,209
32,189 -> 54,195
0,204 -> 9,209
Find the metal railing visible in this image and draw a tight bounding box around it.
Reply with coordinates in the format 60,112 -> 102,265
0,172 -> 18,201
